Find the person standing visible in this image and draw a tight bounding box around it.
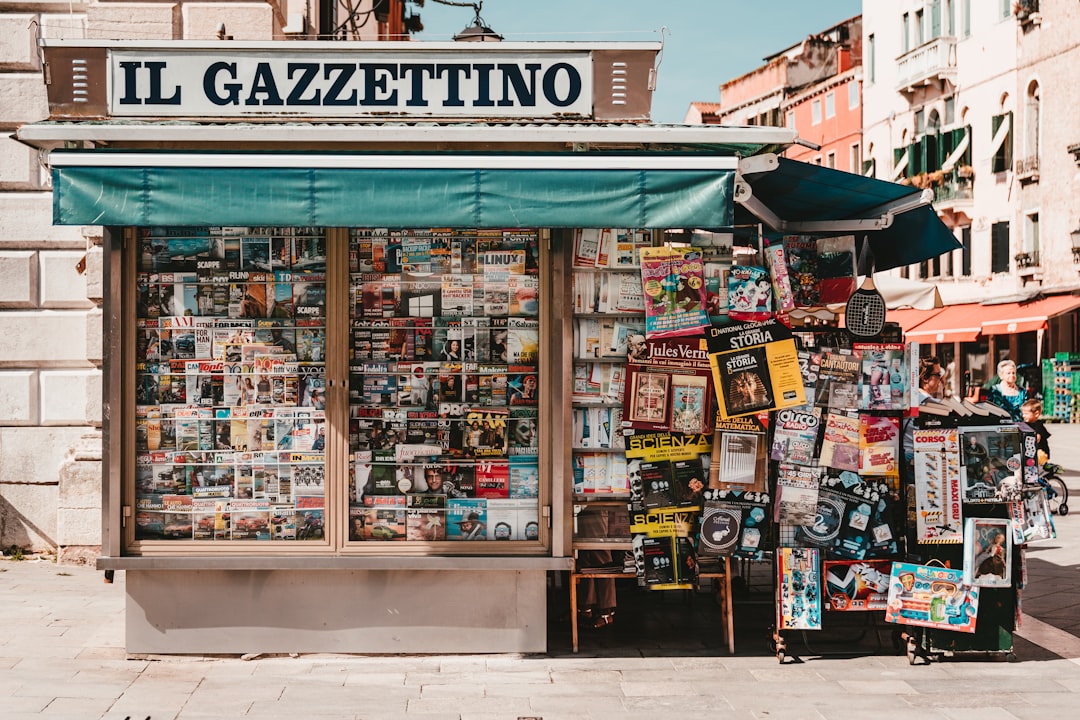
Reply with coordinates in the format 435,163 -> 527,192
986,360 -> 1027,420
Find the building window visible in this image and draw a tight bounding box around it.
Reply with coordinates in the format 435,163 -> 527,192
1024,82 -> 1040,167
848,81 -> 859,110
962,0 -> 971,37
811,99 -> 822,125
813,156 -> 822,165
945,97 -> 956,125
1025,212 -> 1040,256
1000,0 -> 1012,19
826,151 -> 836,169
991,111 -> 1013,173
961,226 -> 972,277
786,110 -> 795,129
902,13 -> 911,53
991,221 -> 1011,274
850,143 -> 861,174
825,92 -> 835,119
929,0 -> 943,39
915,9 -> 925,46
868,34 -> 876,84
914,109 -> 925,135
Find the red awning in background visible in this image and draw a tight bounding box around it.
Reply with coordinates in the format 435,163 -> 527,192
980,295 -> 1080,335
903,303 -> 984,343
889,307 -> 944,334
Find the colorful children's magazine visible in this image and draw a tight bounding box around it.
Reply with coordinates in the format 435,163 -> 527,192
638,246 -> 709,339
727,265 -> 772,321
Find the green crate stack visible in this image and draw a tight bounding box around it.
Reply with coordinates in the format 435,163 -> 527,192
1043,357 -> 1080,421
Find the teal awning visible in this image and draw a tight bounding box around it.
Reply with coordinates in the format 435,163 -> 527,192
50,152 -> 737,229
737,157 -> 963,272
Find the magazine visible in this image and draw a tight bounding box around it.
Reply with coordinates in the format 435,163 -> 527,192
705,319 -> 805,419
697,489 -> 770,560
710,415 -> 768,492
816,350 -> 861,410
775,463 -> 822,527
770,407 -> 822,465
783,235 -> 820,307
727,264 -> 772,321
823,560 -> 892,612
638,246 -> 709,339
855,342 -> 907,411
858,415 -> 900,477
818,413 -> 861,472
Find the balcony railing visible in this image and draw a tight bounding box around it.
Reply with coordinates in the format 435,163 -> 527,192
932,177 -> 974,203
896,37 -> 958,93
1016,155 -> 1040,182
1015,251 -> 1041,269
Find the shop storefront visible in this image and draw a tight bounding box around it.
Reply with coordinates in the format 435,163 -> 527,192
20,39 -> 962,655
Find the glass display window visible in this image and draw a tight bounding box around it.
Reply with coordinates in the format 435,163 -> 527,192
347,228 -> 542,543
133,227 -> 327,542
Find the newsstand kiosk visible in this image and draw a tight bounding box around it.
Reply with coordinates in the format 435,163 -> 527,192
19,38 -> 961,655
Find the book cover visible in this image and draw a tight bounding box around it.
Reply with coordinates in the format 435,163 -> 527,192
782,235 -> 820,307
705,319 -> 805,419
912,428 -> 964,544
816,350 -> 861,410
669,373 -> 710,435
823,560 -> 892,611
625,367 -> 670,428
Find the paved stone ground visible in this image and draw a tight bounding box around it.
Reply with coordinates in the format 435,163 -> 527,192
2,426 -> 1080,719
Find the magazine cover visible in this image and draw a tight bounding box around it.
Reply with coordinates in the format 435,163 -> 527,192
778,547 -> 822,630
816,235 -> 857,304
959,426 -> 1023,503
856,342 -> 907,411
818,413 -> 861,472
446,498 -> 488,540
912,428 -> 964,544
823,560 -> 892,611
783,235 -> 820,307
710,415 -> 769,492
858,415 -> 900,477
963,517 -> 1013,588
816,350 -> 861,410
638,246 -> 709,339
775,463 -> 822,527
705,319 -> 805,419
885,561 -> 979,633
669,373 -> 710,435
727,264 -> 772,322
698,489 -> 769,560
628,505 -> 699,590
769,407 -> 821,465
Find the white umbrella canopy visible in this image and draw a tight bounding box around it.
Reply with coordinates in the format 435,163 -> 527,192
849,273 -> 944,311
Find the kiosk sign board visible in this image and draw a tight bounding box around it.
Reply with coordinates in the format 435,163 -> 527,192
39,41 -> 659,121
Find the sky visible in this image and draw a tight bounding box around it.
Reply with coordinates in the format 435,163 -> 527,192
414,0 -> 863,123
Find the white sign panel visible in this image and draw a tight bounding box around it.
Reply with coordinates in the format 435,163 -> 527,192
108,50 -> 593,118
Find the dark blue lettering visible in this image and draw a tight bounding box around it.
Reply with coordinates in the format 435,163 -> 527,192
543,63 -> 581,107
286,63 -> 321,105
400,63 -> 434,107
473,64 -> 495,107
245,62 -> 284,106
359,63 -> 398,106
498,63 -> 539,107
118,61 -> 142,105
323,64 -> 358,106
435,64 -> 470,106
203,62 -> 241,106
145,61 -> 181,105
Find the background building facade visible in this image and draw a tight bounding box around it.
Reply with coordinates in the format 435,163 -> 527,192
0,0 -> 419,556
